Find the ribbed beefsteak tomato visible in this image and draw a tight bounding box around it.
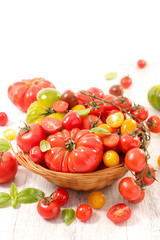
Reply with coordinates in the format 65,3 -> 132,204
44,128 -> 104,173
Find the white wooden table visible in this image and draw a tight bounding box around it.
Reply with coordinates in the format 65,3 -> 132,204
0,62 -> 160,240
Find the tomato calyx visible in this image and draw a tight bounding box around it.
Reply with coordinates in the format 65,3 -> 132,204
88,115 -> 101,128
135,167 -> 157,189
65,139 -> 76,151
18,122 -> 31,136
146,119 -> 157,131
38,192 -> 57,204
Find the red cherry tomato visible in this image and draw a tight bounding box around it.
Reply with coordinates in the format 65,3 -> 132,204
120,76 -> 132,89
130,105 -> 149,121
119,134 -> 140,153
119,177 -> 141,201
77,90 -> 90,105
137,59 -> 147,68
135,164 -> 156,186
37,198 -> 60,219
62,112 -> 81,130
129,190 -> 145,204
88,87 -> 104,98
29,146 -> 44,163
80,114 -> 103,129
52,188 -> 69,206
41,117 -> 62,134
115,96 -> 132,110
76,204 -> 93,222
88,99 -> 105,116
147,115 -> 160,133
125,148 -> 146,172
102,133 -> 119,148
107,203 -> 132,223
0,152 -> 18,183
0,112 -> 8,126
52,100 -> 69,113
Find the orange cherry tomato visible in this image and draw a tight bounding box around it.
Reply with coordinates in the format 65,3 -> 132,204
157,155 -> 160,167
103,150 -> 120,167
94,124 -> 112,138
106,112 -> 124,128
71,104 -> 86,111
121,118 -> 137,135
88,191 -> 106,209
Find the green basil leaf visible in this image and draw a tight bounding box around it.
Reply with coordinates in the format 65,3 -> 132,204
40,140 -> 51,152
11,197 -> 18,209
75,108 -> 90,116
104,72 -> 117,80
10,183 -> 18,198
18,188 -> 44,204
0,138 -> 10,152
0,192 -> 11,207
90,127 -> 111,135
62,209 -> 75,226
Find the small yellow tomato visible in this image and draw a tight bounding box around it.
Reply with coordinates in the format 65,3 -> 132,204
3,128 -> 17,140
103,150 -> 120,167
94,124 -> 112,138
106,112 -> 124,128
121,118 -> 137,135
88,191 -> 106,209
157,155 -> 160,167
71,104 -> 86,111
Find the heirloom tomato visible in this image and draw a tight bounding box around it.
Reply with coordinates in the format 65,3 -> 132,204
107,203 -> 132,223
148,85 -> 160,111
8,78 -> 55,112
45,128 -> 103,173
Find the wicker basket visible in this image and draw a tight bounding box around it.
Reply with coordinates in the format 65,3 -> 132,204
13,146 -> 128,191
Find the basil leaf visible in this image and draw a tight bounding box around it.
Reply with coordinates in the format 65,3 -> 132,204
75,108 -> 90,116
104,72 -> 117,80
0,138 -> 10,152
40,140 -> 51,152
90,127 -> 111,135
11,197 -> 18,209
18,188 -> 44,204
10,183 -> 18,198
62,209 -> 75,226
0,192 -> 11,207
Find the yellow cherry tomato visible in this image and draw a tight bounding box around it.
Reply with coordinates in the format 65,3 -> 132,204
106,112 -> 124,128
88,191 -> 106,209
121,118 -> 137,135
94,124 -> 112,138
3,128 -> 17,140
71,104 -> 86,111
103,150 -> 120,167
157,155 -> 160,167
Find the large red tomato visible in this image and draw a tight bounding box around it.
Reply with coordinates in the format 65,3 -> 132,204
44,128 -> 104,173
8,78 -> 55,112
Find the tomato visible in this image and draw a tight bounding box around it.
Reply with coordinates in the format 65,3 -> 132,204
37,197 -> 60,219
0,112 -> 8,126
119,177 -> 141,201
106,112 -> 124,128
16,123 -> 47,153
102,95 -> 117,116
88,191 -> 106,209
130,105 -> 149,121
29,146 -> 44,163
109,84 -> 123,96
120,76 -> 132,89
88,99 -> 105,116
115,96 -> 132,110
45,128 -> 103,173
102,133 -> 119,148
107,203 -> 132,223
26,88 -> 65,124
77,90 -> 90,105
121,118 -> 137,135
135,164 -> 156,186
0,152 -> 18,183
3,128 -> 17,140
52,100 -> 68,113
76,204 -> 93,222
62,112 -> 81,130
137,59 -> 147,68
88,87 -> 104,98
80,114 -> 104,129
103,150 -> 120,167
157,155 -> 160,167
71,104 -> 86,111
93,124 -> 112,138
147,115 -> 160,133
125,148 -> 146,172
119,134 -> 140,153
129,190 -> 145,204
8,78 -> 55,112
148,85 -> 160,111
41,117 -> 62,134
52,188 -> 69,206
61,90 -> 78,109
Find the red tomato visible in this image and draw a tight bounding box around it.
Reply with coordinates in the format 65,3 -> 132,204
0,152 -> 18,183
45,128 -> 104,173
102,95 -> 117,116
8,78 -> 55,112
62,112 -> 81,130
115,96 -> 132,110
135,164 -> 156,186
16,123 -> 47,153
130,105 -> 149,121
37,198 -> 60,219
76,204 -> 93,222
77,90 -> 90,105
52,188 -> 69,206
0,112 -> 8,126
80,114 -> 103,129
129,190 -> 145,204
120,76 -> 132,89
102,133 -> 119,148
88,87 -> 104,98
29,146 -> 44,163
109,84 -> 123,96
137,59 -> 147,68
119,134 -> 140,153
41,117 -> 62,134
125,148 -> 146,172
119,177 -> 141,201
61,90 -> 78,109
88,99 -> 105,116
52,100 -> 69,113
107,203 -> 132,223
147,115 -> 160,133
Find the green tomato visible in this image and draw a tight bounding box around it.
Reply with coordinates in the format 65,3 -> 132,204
148,85 -> 160,111
37,88 -> 61,108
